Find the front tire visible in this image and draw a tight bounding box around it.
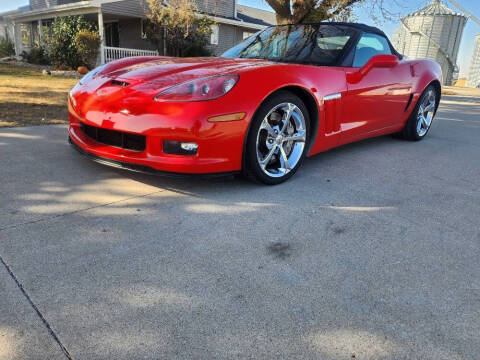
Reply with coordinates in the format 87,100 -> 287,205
244,91 -> 310,185
400,85 -> 438,141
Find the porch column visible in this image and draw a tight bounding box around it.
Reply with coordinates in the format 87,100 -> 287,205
38,19 -> 43,46
12,22 -> 18,56
98,11 -> 105,64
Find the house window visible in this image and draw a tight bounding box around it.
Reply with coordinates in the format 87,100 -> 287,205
210,24 -> 219,45
243,31 -> 255,40
21,23 -> 31,47
141,19 -> 147,39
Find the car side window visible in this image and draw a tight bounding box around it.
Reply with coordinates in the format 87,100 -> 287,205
353,33 -> 392,67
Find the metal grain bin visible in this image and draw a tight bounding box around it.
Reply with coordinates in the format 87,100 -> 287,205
392,0 -> 467,85
467,34 -> 480,87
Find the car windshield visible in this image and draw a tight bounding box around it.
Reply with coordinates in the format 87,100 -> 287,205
221,24 -> 355,65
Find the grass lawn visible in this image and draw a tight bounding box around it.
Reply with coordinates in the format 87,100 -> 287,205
0,64 -> 78,127
442,86 -> 480,97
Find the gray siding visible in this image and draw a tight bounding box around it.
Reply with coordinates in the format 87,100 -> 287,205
102,0 -> 147,18
30,0 -> 56,10
118,18 -> 155,50
194,0 -> 234,18
113,20 -> 241,55
57,0 -> 85,5
30,0 -> 84,10
208,23 -> 235,56
102,0 -> 234,19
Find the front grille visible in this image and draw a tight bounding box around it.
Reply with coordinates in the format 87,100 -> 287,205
80,123 -> 146,151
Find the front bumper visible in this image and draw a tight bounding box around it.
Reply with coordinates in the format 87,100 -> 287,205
68,95 -> 251,174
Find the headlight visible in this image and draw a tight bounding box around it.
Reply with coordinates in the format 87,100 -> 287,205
154,74 -> 239,102
79,64 -> 107,85
69,88 -> 77,108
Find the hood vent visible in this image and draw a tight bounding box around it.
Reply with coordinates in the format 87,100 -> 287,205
111,79 -> 130,87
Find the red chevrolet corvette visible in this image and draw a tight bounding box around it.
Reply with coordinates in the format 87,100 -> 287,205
69,22 -> 441,184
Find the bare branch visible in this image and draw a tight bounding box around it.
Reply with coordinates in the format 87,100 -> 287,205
266,0 -> 400,25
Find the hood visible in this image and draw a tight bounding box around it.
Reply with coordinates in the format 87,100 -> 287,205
71,57 -> 275,117
102,57 -> 273,88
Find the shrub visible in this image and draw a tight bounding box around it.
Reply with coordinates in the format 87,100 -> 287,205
46,15 -> 96,69
22,46 -> 51,65
74,30 -> 101,69
0,38 -> 15,57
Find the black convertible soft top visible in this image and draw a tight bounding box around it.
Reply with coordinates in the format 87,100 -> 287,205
305,22 -> 387,37
222,22 -> 402,66
314,22 -> 403,62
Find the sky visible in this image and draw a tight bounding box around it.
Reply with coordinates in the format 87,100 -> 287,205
1,0 -> 479,77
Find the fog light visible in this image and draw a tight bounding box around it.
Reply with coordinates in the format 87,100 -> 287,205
163,141 -> 198,155
180,142 -> 198,151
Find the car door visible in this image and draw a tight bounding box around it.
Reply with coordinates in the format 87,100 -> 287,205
340,33 -> 412,144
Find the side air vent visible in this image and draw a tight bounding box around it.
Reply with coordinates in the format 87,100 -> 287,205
324,93 -> 342,134
111,79 -> 130,87
405,94 -> 414,111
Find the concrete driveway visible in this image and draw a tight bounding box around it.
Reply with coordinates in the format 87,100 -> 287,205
0,95 -> 479,360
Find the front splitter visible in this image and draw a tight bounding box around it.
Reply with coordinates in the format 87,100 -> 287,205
68,136 -> 239,179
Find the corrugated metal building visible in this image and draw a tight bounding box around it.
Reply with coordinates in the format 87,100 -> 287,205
467,34 -> 480,87
392,0 -> 467,85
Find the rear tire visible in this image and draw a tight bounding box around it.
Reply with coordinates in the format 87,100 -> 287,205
399,85 -> 438,141
244,91 -> 310,185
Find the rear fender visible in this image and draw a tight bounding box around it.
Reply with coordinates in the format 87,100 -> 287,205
410,60 -> 442,107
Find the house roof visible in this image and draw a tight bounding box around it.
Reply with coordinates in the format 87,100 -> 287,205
0,6 -> 29,19
6,1 -> 98,21
236,5 -> 276,26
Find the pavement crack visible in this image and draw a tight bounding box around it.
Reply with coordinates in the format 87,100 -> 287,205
0,255 -> 73,360
0,189 -> 167,232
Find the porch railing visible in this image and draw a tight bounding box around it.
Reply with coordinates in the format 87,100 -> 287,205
102,46 -> 159,64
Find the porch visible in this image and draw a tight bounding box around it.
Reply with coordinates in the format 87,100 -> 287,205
6,1 -> 159,65
103,46 -> 157,63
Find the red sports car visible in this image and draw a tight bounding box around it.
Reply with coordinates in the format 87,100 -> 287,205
68,22 -> 441,184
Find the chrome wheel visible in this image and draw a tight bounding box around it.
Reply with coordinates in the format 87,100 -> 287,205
255,102 -> 307,178
416,89 -> 436,137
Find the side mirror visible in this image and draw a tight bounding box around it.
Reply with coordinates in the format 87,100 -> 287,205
347,54 -> 399,84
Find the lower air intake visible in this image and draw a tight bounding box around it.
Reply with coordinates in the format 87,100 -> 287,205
80,123 -> 146,151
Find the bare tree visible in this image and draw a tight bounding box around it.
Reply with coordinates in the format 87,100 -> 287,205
266,0 -> 401,25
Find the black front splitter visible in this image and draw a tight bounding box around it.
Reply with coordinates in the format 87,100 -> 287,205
68,136 -> 239,179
